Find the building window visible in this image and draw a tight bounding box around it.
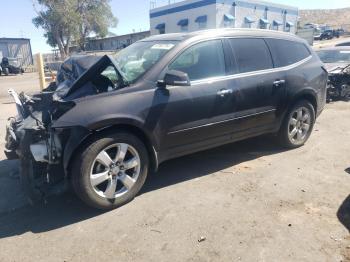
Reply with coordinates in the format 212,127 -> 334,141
195,15 -> 207,30
198,21 -> 206,29
177,19 -> 189,32
155,23 -> 166,34
273,20 -> 283,30
286,21 -> 294,32
224,14 -> 235,28
259,19 -> 270,29
244,17 -> 255,28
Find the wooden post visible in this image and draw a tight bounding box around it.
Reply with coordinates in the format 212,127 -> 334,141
36,53 -> 45,91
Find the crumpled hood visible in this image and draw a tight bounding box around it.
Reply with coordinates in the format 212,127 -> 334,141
52,55 -> 101,99
56,55 -> 101,85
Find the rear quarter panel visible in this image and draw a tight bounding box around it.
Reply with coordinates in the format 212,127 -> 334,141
285,54 -> 327,117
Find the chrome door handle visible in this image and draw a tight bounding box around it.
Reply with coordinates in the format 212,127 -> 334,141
273,79 -> 286,86
217,89 -> 233,97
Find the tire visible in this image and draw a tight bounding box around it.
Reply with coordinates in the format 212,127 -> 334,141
4,68 -> 9,76
71,132 -> 149,210
278,100 -> 315,149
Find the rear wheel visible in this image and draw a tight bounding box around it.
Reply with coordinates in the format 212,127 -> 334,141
72,132 -> 149,210
278,100 -> 315,148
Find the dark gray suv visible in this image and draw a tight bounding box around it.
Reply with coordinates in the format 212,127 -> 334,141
5,29 -> 327,209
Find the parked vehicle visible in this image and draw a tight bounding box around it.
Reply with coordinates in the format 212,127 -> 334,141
0,57 -> 24,76
336,29 -> 345,36
314,30 -> 335,41
316,47 -> 350,101
5,29 -> 327,210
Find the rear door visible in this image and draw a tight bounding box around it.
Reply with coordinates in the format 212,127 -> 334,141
222,37 -> 287,136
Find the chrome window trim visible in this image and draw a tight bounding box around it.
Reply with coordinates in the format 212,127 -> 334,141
191,55 -> 312,86
168,108 -> 276,135
162,36 -> 311,88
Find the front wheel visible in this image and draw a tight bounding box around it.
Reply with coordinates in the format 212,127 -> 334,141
278,100 -> 315,148
72,132 -> 149,210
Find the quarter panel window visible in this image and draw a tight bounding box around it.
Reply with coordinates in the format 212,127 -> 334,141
229,38 -> 273,73
265,39 -> 311,67
169,40 -> 226,81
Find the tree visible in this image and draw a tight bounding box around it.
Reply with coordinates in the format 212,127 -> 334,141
75,0 -> 118,51
32,0 -> 117,59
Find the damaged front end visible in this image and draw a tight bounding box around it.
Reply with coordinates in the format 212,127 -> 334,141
327,65 -> 350,101
5,89 -> 77,201
5,55 -> 125,202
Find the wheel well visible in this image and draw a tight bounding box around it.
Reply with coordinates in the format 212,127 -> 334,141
66,124 -> 158,178
293,93 -> 317,114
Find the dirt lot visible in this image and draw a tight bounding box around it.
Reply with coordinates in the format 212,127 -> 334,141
0,73 -> 349,262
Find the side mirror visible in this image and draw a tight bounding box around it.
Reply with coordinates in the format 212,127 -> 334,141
158,70 -> 191,88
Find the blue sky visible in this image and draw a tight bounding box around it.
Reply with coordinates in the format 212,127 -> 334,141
1,0 -> 349,53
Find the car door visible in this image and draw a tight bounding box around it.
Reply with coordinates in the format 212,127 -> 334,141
156,39 -> 234,158
218,37 -> 287,137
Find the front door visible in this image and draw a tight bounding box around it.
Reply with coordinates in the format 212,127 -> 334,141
156,39 -> 232,158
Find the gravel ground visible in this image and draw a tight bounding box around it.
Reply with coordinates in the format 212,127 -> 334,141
0,73 -> 349,262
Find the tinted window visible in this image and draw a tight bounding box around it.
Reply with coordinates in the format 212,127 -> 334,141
169,40 -> 225,81
265,39 -> 311,67
316,49 -> 350,63
229,38 -> 273,73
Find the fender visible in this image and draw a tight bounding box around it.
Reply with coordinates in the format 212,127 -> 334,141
58,117 -> 159,176
89,115 -> 159,149
288,87 -> 318,113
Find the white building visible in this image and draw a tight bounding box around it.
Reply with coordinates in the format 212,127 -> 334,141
150,0 -> 299,35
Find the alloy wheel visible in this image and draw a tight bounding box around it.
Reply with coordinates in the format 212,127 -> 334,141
288,107 -> 311,144
90,143 -> 141,199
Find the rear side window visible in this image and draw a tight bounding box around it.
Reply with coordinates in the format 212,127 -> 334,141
265,39 -> 311,67
228,38 -> 273,73
169,40 -> 225,81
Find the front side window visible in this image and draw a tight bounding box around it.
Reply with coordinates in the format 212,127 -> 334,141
229,38 -> 273,73
265,39 -> 311,67
169,40 -> 226,81
114,40 -> 178,83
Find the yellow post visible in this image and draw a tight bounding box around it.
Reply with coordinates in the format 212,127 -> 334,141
36,53 -> 45,91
